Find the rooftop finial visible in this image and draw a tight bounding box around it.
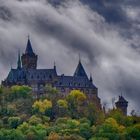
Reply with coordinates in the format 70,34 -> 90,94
79,53 -> 81,62
90,73 -> 93,82
54,60 -> 56,71
120,87 -> 123,97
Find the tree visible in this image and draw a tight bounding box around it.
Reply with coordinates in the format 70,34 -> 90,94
32,99 -> 52,115
57,99 -> 68,117
127,123 -> 140,139
48,132 -> 60,140
8,116 -> 21,128
10,85 -> 32,99
95,118 -> 122,140
44,85 -> 59,102
0,129 -> 25,140
28,115 -> 42,125
67,90 -> 87,118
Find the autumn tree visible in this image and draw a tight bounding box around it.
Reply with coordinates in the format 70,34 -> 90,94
67,90 -> 87,118
32,99 -> 52,116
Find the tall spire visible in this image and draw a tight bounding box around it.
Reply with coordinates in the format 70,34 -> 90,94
17,50 -> 21,69
79,53 -> 81,62
25,36 -> 34,55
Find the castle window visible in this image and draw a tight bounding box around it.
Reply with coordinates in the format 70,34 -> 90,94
37,75 -> 39,79
59,82 -> 62,85
31,75 -> 33,79
49,75 -> 52,79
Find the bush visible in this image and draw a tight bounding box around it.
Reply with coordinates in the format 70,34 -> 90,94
0,129 -> 25,140
8,116 -> 21,128
28,115 -> 42,125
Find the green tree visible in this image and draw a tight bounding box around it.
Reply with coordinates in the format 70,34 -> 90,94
8,116 -> 21,128
28,115 -> 42,125
67,90 -> 87,118
57,99 -> 68,117
10,85 -> 32,100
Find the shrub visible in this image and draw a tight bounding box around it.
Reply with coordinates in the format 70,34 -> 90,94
8,116 -> 21,128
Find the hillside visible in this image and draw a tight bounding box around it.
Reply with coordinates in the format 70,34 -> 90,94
0,85 -> 140,140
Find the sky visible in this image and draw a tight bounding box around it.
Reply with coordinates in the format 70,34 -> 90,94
0,0 -> 140,114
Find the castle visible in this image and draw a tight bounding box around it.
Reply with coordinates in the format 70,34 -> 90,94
2,38 -> 101,108
2,38 -> 128,114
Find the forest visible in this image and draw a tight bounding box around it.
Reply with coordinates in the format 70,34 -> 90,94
0,85 -> 140,140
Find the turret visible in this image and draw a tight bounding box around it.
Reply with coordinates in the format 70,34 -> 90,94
115,95 -> 128,115
21,37 -> 38,69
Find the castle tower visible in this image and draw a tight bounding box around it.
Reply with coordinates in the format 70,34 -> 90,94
115,96 -> 128,115
21,37 -> 38,69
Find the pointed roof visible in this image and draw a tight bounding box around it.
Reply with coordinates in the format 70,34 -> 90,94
74,60 -> 88,78
17,51 -> 21,69
25,37 -> 34,55
116,96 -> 128,104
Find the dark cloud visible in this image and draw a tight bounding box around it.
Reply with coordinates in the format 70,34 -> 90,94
0,0 -> 140,114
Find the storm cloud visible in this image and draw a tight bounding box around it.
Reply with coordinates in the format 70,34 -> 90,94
0,0 -> 140,114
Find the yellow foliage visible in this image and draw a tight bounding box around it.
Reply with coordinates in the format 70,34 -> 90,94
57,99 -> 68,108
32,99 -> 52,113
105,117 -> 119,128
67,90 -> 86,102
48,132 -> 60,140
119,125 -> 125,132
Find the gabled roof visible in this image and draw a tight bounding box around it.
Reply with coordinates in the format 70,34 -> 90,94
25,38 -> 34,55
74,61 -> 88,78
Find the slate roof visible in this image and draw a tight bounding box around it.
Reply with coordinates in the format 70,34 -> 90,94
26,69 -> 57,81
25,38 -> 35,56
6,68 -> 57,83
6,69 -> 26,83
74,61 -> 88,78
54,75 -> 97,89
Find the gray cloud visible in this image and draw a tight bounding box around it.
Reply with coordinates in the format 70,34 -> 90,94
0,0 -> 140,114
